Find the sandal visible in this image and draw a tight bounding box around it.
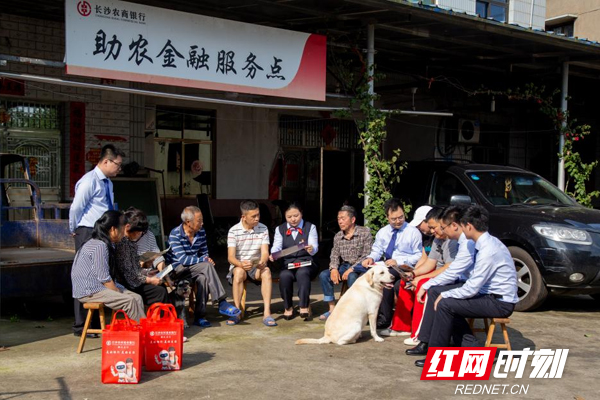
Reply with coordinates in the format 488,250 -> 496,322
319,311 -> 331,321
193,318 -> 212,328
219,301 -> 241,318
226,314 -> 241,326
262,316 -> 278,327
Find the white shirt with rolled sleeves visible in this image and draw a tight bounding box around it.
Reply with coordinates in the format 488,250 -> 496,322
271,220 -> 319,256
367,222 -> 422,267
422,232 -> 476,291
441,232 -> 518,303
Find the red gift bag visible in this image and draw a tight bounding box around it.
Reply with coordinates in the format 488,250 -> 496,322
138,302 -> 170,367
101,310 -> 142,384
144,303 -> 184,371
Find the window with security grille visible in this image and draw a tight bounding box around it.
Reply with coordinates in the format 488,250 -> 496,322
0,101 -> 61,192
279,115 -> 360,150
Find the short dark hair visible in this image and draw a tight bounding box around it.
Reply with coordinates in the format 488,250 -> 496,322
339,205 -> 356,219
240,199 -> 259,214
384,198 -> 404,216
285,202 -> 303,214
425,206 -> 445,221
459,205 -> 489,232
441,205 -> 465,225
99,144 -> 126,163
123,207 -> 149,232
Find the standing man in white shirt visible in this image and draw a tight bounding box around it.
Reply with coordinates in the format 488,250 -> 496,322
69,144 -> 125,337
413,205 -> 518,368
362,198 -> 422,329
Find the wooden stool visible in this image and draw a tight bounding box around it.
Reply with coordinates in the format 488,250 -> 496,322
188,285 -> 197,317
340,281 -> 349,297
239,281 -> 248,319
77,302 -> 109,354
239,277 -> 279,319
468,317 -> 512,351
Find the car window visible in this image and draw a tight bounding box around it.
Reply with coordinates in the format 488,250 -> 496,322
467,171 -> 576,206
432,172 -> 469,205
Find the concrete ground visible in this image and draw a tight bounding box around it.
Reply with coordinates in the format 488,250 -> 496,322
1,272 -> 599,400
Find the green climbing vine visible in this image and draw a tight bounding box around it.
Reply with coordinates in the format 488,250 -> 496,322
333,63 -> 407,231
474,83 -> 599,207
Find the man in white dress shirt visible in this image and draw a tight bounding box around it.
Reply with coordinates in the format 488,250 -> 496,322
361,198 -> 422,328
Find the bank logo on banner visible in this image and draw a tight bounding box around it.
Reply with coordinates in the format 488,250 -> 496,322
65,0 -> 326,100
77,1 -> 92,16
421,348 -> 569,395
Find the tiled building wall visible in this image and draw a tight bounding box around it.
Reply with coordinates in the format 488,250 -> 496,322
0,13 -> 132,200
510,0 -> 546,30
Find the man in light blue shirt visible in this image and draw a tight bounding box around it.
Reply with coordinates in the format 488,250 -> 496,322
407,206 -> 475,352
413,205 -> 518,368
362,198 -> 422,328
68,144 -> 125,336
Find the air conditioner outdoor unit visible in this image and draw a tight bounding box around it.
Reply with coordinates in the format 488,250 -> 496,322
458,119 -> 480,143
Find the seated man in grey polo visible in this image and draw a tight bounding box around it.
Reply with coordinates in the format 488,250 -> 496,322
318,205 -> 372,320
166,206 -> 240,327
227,200 -> 276,327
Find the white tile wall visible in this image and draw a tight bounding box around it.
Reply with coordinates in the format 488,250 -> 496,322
509,0 -> 546,29
436,0 -> 476,13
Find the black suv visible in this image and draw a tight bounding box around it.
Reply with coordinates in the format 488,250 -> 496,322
395,161 -> 600,311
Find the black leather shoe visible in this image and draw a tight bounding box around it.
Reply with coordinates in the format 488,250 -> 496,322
406,341 -> 428,356
282,311 -> 296,321
415,359 -> 426,368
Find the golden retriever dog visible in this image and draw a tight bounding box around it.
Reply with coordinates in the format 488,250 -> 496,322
296,263 -> 394,345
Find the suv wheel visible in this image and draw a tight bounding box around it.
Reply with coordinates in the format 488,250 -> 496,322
509,247 -> 548,312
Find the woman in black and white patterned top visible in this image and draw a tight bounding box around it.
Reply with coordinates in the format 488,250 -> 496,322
114,208 -> 170,307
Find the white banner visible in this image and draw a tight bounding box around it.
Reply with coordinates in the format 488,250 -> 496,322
65,0 -> 326,100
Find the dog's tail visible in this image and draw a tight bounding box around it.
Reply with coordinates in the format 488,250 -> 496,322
295,336 -> 331,345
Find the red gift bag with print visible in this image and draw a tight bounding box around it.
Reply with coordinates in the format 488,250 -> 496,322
101,310 -> 142,384
144,303 -> 184,371
138,302 -> 171,367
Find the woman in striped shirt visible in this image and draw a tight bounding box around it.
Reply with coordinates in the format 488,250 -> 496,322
71,210 -> 145,321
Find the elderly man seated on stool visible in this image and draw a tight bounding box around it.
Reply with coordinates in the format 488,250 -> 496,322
318,205 -> 372,321
166,206 -> 240,328
226,200 -> 276,327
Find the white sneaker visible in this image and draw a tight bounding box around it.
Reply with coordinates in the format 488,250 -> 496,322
379,329 -> 410,337
404,337 -> 420,346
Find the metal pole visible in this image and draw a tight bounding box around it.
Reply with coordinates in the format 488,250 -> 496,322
0,72 -> 453,116
529,0 -> 535,28
364,24 -> 375,217
558,61 -> 568,191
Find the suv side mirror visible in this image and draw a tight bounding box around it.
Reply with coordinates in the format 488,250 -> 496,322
450,195 -> 472,206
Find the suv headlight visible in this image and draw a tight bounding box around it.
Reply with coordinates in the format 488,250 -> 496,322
533,224 -> 592,245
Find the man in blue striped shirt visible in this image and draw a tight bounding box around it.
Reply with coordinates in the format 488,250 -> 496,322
166,206 -> 240,327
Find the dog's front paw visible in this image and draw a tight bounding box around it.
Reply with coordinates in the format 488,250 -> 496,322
374,336 -> 385,342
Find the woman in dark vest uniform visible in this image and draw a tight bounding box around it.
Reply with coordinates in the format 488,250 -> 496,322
270,203 -> 319,320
